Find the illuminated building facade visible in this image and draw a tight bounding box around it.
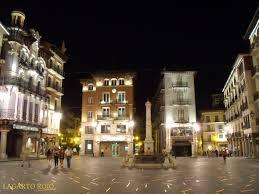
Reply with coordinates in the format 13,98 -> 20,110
0,10 -> 66,159
223,54 -> 258,157
200,110 -> 227,153
153,71 -> 199,157
80,72 -> 135,157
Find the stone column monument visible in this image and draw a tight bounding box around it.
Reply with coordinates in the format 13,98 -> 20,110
144,100 -> 154,155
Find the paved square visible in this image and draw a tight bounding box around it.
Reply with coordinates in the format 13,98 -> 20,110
0,157 -> 258,193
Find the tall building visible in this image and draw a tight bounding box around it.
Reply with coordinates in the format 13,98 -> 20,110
244,7 -> 259,157
153,71 -> 198,157
0,10 -> 66,159
223,54 -> 257,157
80,72 -> 135,157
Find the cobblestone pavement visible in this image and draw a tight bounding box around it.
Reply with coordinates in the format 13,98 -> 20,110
0,156 -> 258,194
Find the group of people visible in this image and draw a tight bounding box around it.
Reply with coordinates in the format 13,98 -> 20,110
46,146 -> 73,168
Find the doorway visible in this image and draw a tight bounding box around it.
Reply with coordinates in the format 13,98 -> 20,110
111,143 -> 119,156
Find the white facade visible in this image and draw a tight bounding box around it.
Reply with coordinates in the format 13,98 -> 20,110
0,11 -> 66,159
154,71 -> 198,156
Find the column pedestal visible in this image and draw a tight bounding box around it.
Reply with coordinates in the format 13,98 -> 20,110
0,130 -> 8,159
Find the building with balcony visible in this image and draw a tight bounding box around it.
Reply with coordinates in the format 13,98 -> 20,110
0,10 -> 66,159
244,7 -> 259,158
200,110 -> 227,154
153,71 -> 198,157
223,54 -> 257,157
80,72 -> 135,157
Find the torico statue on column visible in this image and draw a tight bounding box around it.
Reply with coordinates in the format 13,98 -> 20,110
144,100 -> 154,155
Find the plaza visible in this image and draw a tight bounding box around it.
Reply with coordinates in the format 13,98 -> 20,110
0,157 -> 258,194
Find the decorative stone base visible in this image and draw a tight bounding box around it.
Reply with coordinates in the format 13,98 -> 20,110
144,139 -> 154,155
0,153 -> 7,160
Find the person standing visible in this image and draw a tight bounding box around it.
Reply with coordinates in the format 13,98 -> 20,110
65,147 -> 73,168
53,147 -> 59,168
46,148 -> 53,168
101,149 -> 104,157
59,147 -> 65,168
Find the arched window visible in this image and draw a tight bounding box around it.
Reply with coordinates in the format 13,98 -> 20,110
111,79 -> 117,86
118,78 -> 125,85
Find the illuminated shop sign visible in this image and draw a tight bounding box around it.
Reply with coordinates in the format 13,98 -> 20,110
13,124 -> 38,131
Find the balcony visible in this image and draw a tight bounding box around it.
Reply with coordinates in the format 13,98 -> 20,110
114,99 -> 128,104
0,109 -> 15,120
0,77 -> 47,98
19,58 -> 44,76
114,115 -> 129,120
172,82 -> 188,88
175,118 -> 189,123
46,83 -> 64,95
171,100 -> 190,105
47,62 -> 64,77
97,115 -> 111,120
254,91 -> 259,103
100,100 -> 112,105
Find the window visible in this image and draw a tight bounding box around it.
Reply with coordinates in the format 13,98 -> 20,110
102,107 -> 110,117
88,84 -> 93,91
206,116 -> 210,122
47,77 -> 51,87
104,79 -> 109,86
215,115 -> 219,122
207,135 -> 211,141
34,104 -> 39,123
29,102 -> 33,122
117,92 -> 126,103
111,79 -> 117,86
88,97 -> 93,104
119,79 -> 125,85
28,77 -> 33,89
219,134 -> 223,139
218,124 -> 223,129
87,111 -> 93,119
101,125 -> 110,133
85,126 -> 94,134
36,81 -> 41,94
55,81 -> 59,91
117,125 -> 126,133
207,125 -> 211,131
118,107 -> 125,117
54,99 -> 58,111
177,109 -> 184,121
103,92 -> 110,103
22,99 -> 27,120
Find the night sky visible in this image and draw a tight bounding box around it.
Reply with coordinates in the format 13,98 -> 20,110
1,1 -> 258,126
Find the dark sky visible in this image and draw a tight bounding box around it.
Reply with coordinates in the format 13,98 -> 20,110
1,0 -> 258,122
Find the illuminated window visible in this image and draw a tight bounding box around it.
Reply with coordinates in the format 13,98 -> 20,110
104,79 -> 109,86
119,78 -> 125,85
85,126 -> 94,134
117,125 -> 126,133
103,92 -> 110,103
111,79 -> 117,86
118,107 -> 125,117
88,84 -> 94,91
87,111 -> 93,119
101,125 -> 110,133
117,92 -> 125,102
102,107 -> 110,117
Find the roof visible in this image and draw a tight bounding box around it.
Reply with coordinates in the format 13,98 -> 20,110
244,7 -> 259,39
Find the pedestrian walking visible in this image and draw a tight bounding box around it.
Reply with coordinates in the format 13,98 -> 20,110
101,149 -> 104,157
21,146 -> 31,168
222,150 -> 227,162
65,147 -> 73,168
59,147 -> 65,168
46,148 -> 53,168
53,147 -> 59,168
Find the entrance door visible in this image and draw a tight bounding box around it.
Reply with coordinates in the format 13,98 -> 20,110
172,141 -> 192,157
112,143 -> 119,156
85,140 -> 93,155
